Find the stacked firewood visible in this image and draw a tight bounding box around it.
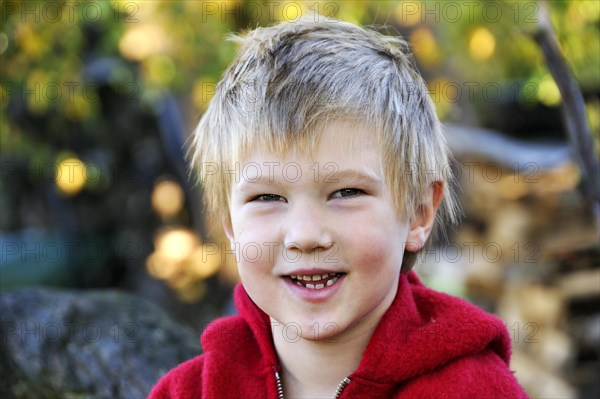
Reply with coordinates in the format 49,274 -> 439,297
419,125 -> 599,398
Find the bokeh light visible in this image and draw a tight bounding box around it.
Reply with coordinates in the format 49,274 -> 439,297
55,157 -> 87,196
469,27 -> 496,61
154,228 -> 199,263
151,178 -> 185,218
538,74 -> 562,106
119,24 -> 169,61
410,27 -> 441,66
145,227 -> 227,302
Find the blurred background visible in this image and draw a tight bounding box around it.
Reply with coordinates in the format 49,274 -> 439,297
1,0 -> 599,397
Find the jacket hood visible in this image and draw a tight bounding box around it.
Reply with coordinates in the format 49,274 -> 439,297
353,272 -> 511,384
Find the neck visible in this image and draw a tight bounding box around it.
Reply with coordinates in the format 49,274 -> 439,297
271,283 -> 398,399
272,326 -> 363,398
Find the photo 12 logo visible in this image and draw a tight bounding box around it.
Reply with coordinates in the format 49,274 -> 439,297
200,1 -> 340,23
396,1 -> 539,24
0,321 -> 139,344
1,1 -> 139,24
2,81 -> 139,105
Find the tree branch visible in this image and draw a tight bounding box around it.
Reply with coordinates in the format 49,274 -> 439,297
533,1 -> 600,217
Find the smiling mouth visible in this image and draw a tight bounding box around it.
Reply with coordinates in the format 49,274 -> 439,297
289,273 -> 345,290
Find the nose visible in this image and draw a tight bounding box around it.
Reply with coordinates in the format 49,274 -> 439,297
283,202 -> 333,252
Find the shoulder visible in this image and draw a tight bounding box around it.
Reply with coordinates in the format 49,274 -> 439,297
399,349 -> 528,398
408,275 -> 513,363
148,355 -> 205,399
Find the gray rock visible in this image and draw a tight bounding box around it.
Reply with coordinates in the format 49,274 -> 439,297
0,288 -> 201,398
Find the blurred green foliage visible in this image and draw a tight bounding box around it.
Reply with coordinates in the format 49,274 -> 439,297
1,0 -> 599,184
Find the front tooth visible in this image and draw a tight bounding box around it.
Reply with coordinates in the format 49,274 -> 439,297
320,274 -> 328,280
306,283 -> 315,289
312,275 -> 320,281
315,283 -> 324,289
302,275 -> 311,281
326,276 -> 339,286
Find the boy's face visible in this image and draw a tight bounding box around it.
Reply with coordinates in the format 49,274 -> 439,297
225,122 -> 429,341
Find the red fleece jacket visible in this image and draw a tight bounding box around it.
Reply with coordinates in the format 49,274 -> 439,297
149,272 -> 527,398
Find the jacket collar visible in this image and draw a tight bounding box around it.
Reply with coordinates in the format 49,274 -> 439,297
218,271 -> 511,385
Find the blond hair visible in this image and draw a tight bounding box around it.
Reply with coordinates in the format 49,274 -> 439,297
189,15 -> 458,271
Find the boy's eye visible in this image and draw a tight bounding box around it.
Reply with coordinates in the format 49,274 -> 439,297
252,194 -> 286,202
331,188 -> 363,198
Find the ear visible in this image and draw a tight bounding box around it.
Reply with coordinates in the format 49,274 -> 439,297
405,181 -> 444,253
222,214 -> 235,244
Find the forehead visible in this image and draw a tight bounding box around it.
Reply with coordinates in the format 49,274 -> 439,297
229,121 -> 386,190
239,120 -> 383,167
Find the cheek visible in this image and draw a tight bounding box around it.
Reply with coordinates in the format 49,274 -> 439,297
234,225 -> 280,275
343,222 -> 408,272
237,271 -> 277,317
234,211 -> 280,238
234,222 -> 272,249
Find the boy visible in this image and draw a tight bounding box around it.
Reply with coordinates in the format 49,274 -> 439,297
149,15 -> 527,399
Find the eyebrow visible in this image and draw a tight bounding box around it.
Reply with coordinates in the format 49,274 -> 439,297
235,168 -> 383,192
328,169 -> 383,184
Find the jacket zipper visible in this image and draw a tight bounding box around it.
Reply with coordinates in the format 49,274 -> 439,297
274,371 -> 351,399
275,371 -> 284,399
333,377 -> 351,398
